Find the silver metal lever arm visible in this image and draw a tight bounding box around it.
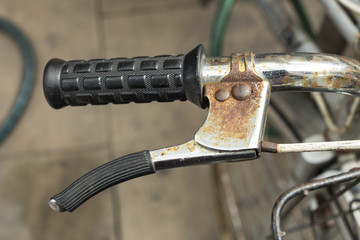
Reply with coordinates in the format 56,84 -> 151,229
48,140 -> 258,213
151,140 -> 257,170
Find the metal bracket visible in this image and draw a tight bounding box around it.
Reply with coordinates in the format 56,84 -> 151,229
195,53 -> 271,152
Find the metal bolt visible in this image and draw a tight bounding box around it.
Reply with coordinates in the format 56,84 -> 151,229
215,88 -> 230,101
231,83 -> 251,101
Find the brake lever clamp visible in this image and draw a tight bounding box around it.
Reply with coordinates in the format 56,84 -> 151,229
196,53 -> 270,152
152,49 -> 360,166
152,52 -> 271,168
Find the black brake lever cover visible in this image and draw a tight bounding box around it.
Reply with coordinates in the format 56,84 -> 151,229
49,150 -> 154,212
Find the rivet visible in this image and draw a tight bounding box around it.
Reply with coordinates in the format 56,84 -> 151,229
215,88 -> 230,101
232,83 -> 251,101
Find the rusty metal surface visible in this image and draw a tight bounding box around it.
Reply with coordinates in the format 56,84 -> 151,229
261,141 -> 278,153
152,51 -> 360,175
195,51 -> 360,153
201,56 -> 231,84
195,53 -> 271,152
253,53 -> 360,95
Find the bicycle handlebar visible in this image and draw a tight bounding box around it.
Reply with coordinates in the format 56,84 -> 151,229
44,45 -> 360,212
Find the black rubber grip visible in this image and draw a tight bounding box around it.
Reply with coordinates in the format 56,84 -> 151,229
50,150 -> 154,212
43,54 -> 186,109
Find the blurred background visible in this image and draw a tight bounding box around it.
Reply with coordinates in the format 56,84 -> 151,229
0,0 -> 326,239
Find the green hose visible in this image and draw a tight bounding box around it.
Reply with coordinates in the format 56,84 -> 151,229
0,19 -> 36,144
290,0 -> 314,39
210,0 -> 236,57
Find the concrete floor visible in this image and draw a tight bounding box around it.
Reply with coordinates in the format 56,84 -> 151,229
0,0 -> 323,239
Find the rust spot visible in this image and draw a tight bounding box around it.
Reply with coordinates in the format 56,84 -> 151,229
311,81 -> 318,88
161,152 -> 165,156
222,53 -> 262,83
185,142 -> 196,152
202,84 -> 260,141
344,70 -> 352,81
237,55 -> 246,72
166,146 -> 180,152
221,57 -> 227,62
261,141 -> 278,153
188,145 -> 196,152
200,53 -> 264,143
303,81 -> 309,87
314,71 -> 318,76
333,79 -> 342,89
327,76 -> 333,85
282,75 -> 290,84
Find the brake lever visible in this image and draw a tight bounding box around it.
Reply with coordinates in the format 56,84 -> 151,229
47,45 -> 360,212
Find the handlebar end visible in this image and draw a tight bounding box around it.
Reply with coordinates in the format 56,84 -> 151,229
49,198 -> 65,212
184,44 -> 206,108
43,58 -> 66,109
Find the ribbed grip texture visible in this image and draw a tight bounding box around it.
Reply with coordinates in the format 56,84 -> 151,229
50,150 -> 154,212
44,54 -> 186,109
